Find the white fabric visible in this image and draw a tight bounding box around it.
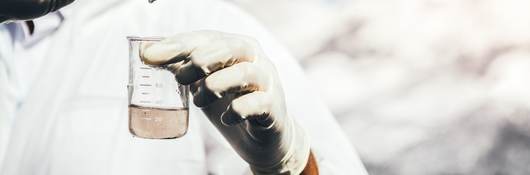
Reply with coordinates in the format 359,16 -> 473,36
0,0 -> 367,174
0,23 -> 16,170
0,13 -> 64,168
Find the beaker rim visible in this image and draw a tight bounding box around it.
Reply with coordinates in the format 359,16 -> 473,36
127,36 -> 165,41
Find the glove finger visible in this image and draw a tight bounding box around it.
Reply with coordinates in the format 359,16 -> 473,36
143,31 -> 262,86
173,37 -> 258,84
140,31 -> 220,66
189,80 -> 201,94
191,35 -> 259,74
193,62 -> 271,107
166,60 -> 206,85
192,79 -> 220,107
221,91 -> 273,127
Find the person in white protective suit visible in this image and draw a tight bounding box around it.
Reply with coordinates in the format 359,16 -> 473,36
0,0 -> 368,174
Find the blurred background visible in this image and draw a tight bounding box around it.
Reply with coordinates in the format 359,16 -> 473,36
230,0 -> 530,174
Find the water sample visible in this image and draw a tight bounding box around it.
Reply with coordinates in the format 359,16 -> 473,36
129,105 -> 188,139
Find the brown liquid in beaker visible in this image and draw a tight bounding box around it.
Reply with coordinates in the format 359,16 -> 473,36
129,105 -> 189,139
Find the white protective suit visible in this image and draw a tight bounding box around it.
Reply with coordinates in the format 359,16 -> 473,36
0,0 -> 367,174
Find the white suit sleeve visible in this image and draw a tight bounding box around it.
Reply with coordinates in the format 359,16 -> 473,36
193,1 -> 368,174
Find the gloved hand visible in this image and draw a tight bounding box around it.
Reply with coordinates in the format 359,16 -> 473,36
141,31 -> 312,174
0,0 -> 75,23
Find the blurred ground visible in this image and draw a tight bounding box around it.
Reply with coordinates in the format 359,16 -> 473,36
231,0 -> 530,174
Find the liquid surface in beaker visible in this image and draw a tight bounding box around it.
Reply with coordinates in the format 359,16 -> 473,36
129,105 -> 189,139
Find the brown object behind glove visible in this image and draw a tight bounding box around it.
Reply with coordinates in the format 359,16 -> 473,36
301,151 -> 319,175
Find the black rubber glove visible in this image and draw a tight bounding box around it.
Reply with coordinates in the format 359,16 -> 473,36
0,0 -> 74,23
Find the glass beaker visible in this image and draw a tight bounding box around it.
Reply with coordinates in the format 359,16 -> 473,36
127,36 -> 189,139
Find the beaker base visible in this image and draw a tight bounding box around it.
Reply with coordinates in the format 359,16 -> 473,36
129,105 -> 189,139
